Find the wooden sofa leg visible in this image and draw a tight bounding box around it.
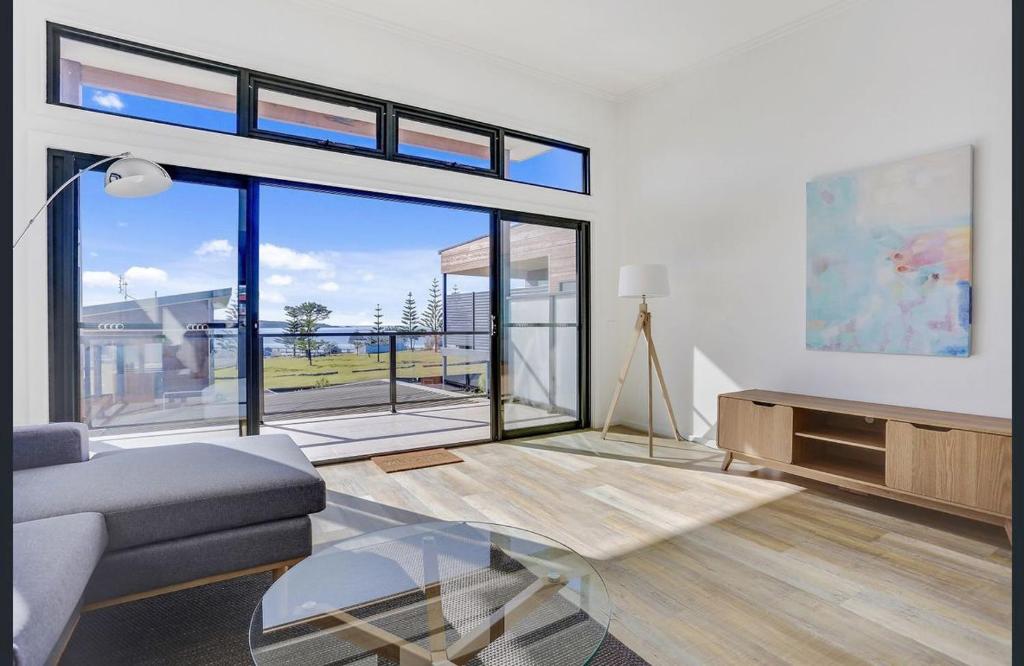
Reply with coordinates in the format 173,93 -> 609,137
83,558 -> 302,611
1005,519 -> 1012,546
720,451 -> 733,472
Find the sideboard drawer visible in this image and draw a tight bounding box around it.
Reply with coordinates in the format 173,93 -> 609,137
885,421 -> 1012,515
718,397 -> 793,463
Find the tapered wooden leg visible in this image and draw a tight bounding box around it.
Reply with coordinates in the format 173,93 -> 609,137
1005,519 -> 1012,545
601,311 -> 646,439
447,575 -> 566,664
422,536 -> 448,661
720,451 -> 733,472
645,323 -> 682,441
271,565 -> 288,582
647,320 -> 654,457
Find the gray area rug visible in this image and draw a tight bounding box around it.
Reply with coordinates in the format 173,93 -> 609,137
63,572 -> 649,665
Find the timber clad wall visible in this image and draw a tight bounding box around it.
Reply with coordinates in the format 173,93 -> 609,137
439,225 -> 577,295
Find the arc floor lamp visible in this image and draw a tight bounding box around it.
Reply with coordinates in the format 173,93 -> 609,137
601,264 -> 683,457
13,153 -> 172,249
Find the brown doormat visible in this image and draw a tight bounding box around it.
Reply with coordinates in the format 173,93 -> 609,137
372,448 -> 463,473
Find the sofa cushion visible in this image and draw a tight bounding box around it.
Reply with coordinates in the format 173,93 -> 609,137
13,513 -> 107,666
13,422 -> 89,471
13,435 -> 325,551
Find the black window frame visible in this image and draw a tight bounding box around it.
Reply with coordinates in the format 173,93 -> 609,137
248,73 -> 387,157
392,106 -> 500,177
502,130 -> 590,194
46,22 -> 591,195
47,23 -> 243,136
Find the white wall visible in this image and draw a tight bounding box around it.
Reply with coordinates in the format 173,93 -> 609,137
14,0 -> 1012,432
613,0 -> 1012,438
11,0 -> 621,424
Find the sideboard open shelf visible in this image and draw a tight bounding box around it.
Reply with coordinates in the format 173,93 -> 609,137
717,389 -> 1012,542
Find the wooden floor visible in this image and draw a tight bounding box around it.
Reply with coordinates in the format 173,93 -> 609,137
312,429 -> 1011,666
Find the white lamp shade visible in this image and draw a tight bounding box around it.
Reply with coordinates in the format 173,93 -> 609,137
618,264 -> 670,298
104,157 -> 172,198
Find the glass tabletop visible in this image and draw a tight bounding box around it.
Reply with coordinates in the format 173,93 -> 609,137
249,521 -> 611,665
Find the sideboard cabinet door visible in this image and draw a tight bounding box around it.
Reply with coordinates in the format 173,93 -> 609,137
885,421 -> 1012,515
718,397 -> 794,463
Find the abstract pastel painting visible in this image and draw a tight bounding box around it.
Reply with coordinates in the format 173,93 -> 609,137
806,146 -> 972,357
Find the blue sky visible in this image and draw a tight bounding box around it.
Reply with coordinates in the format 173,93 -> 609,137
78,86 -> 575,325
80,173 -> 490,326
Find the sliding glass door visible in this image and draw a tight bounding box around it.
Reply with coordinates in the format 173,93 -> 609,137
52,150 -> 588,455
74,164 -> 246,439
498,213 -> 587,437
253,183 -> 494,459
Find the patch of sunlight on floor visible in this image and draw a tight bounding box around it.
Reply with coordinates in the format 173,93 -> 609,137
509,429 -> 805,561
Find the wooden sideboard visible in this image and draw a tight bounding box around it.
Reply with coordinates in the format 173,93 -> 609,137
717,389 -> 1012,540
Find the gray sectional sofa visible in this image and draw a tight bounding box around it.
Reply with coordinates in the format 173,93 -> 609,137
12,423 -> 326,666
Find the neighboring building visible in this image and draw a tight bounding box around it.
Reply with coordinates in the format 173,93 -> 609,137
79,288 -> 234,421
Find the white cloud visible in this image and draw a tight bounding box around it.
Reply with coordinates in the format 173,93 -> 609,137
267,274 -> 293,286
260,243 -> 328,271
195,239 -> 233,256
261,289 -> 287,304
91,90 -> 124,110
82,271 -> 119,288
123,266 -> 168,284
318,281 -> 340,292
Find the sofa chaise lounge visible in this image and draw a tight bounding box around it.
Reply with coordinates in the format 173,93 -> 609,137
12,423 -> 326,666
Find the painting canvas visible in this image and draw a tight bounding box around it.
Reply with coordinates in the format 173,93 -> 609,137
806,146 -> 972,356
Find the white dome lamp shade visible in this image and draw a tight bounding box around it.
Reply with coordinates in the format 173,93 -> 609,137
104,156 -> 172,198
14,152 -> 172,248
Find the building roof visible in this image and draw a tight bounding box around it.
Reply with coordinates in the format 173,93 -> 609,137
81,287 -> 233,317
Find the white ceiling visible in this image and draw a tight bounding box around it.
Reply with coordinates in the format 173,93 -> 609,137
316,0 -> 847,99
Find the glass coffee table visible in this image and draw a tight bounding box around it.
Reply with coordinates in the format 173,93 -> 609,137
249,521 -> 611,665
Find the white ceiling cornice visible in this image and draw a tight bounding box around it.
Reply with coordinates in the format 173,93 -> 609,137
288,0 -> 621,101
627,0 -> 861,100
289,0 -> 863,104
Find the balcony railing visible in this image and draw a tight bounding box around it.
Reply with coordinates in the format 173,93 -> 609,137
77,324 -> 491,433
258,330 -> 490,421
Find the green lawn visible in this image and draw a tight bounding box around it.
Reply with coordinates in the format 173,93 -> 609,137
216,350 -> 487,392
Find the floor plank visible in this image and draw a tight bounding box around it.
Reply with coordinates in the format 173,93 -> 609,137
312,429 -> 1011,665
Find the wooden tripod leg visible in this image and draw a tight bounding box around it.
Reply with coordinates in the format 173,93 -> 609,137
601,311 -> 646,439
646,318 -> 653,457
644,324 -> 682,442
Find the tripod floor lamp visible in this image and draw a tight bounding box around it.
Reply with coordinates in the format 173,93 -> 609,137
601,264 -> 683,456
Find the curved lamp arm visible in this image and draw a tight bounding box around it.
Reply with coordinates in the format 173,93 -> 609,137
12,152 -> 130,249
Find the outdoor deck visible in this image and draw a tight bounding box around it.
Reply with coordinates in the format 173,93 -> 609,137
85,379 -> 481,436
88,381 -> 573,463
262,379 -> 479,420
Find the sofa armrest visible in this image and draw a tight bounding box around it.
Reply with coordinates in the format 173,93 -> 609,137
12,423 -> 90,471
